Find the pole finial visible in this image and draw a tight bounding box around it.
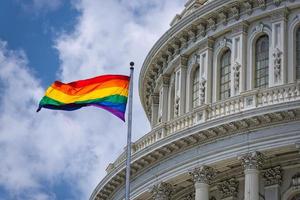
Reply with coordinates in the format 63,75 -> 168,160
130,62 -> 134,69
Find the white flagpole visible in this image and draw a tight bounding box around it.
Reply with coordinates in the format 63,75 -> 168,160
125,62 -> 134,200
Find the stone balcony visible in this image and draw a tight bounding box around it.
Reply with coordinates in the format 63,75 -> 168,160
110,81 -> 300,173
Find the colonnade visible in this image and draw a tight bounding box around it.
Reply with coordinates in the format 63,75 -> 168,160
150,151 -> 283,200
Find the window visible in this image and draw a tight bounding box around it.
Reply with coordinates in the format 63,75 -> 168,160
192,67 -> 199,108
296,27 -> 300,79
220,50 -> 231,100
255,35 -> 269,88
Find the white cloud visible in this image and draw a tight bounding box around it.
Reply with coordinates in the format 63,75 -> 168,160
0,0 -> 185,199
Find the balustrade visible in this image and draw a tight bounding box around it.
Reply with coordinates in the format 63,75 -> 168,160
112,83 -> 300,169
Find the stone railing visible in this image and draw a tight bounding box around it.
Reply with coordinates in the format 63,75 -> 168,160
112,82 -> 300,170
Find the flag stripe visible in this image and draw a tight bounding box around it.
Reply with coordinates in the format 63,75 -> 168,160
45,86 -> 128,104
64,75 -> 129,88
40,101 -> 126,115
52,79 -> 129,96
39,95 -> 127,106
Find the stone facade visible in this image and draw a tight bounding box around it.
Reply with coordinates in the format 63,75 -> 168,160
91,0 -> 300,199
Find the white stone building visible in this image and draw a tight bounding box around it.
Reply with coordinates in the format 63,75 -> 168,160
90,0 -> 300,199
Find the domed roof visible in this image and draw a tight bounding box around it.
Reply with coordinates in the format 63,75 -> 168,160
170,0 -> 210,26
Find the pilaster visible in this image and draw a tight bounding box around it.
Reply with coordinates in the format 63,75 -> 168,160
231,22 -> 248,96
199,38 -> 214,105
263,166 -> 282,200
158,75 -> 170,123
151,93 -> 159,127
270,9 -> 289,86
174,56 -> 188,117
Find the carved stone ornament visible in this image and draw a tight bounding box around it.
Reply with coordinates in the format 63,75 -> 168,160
231,6 -> 240,20
150,182 -> 174,200
199,77 -> 206,105
188,29 -> 197,43
239,151 -> 265,170
190,165 -> 216,184
207,18 -> 216,31
166,51 -> 173,63
171,42 -> 180,55
162,75 -> 170,86
217,178 -> 239,198
175,96 -> 180,117
273,0 -> 282,7
233,62 -> 241,92
219,38 -> 228,49
197,23 -> 206,37
219,12 -> 227,25
184,193 -> 195,200
255,23 -> 264,33
273,48 -> 282,82
156,63 -> 163,74
179,35 -> 188,49
191,54 -> 200,67
263,166 -> 282,186
244,1 -> 252,15
95,196 -> 103,200
258,0 -> 266,10
151,94 -> 159,105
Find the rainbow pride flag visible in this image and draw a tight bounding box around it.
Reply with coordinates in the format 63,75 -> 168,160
37,75 -> 130,121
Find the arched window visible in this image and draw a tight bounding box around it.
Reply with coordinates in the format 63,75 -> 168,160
220,50 -> 231,100
296,27 -> 300,79
192,67 -> 199,108
255,35 -> 269,88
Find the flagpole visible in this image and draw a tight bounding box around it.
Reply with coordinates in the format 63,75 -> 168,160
125,62 -> 134,200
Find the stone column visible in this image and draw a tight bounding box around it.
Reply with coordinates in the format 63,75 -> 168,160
150,182 -> 173,200
262,166 -> 282,200
217,177 -> 239,200
239,151 -> 264,200
190,166 -> 216,200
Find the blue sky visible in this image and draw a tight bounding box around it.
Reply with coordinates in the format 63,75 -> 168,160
0,0 -> 78,86
0,0 -> 185,199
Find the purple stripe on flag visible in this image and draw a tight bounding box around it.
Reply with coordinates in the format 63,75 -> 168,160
92,104 -> 125,121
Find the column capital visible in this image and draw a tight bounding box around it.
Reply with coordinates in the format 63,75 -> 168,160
183,194 -> 194,200
151,93 -> 159,105
238,151 -> 265,170
190,165 -> 216,184
262,166 -> 282,186
150,182 -> 173,200
217,177 -> 239,199
157,74 -> 170,88
179,55 -> 188,67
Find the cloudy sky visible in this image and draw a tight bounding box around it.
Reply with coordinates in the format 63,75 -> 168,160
0,0 -> 185,199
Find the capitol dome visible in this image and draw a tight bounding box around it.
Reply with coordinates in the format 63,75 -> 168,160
91,0 -> 300,199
